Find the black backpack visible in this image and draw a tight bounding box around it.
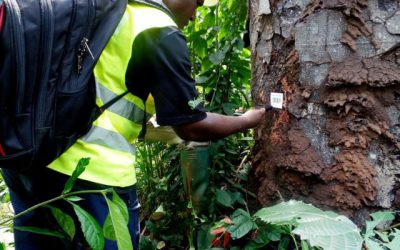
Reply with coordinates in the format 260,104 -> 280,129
0,0 -> 128,171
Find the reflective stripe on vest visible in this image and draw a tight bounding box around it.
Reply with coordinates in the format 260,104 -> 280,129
48,3 -> 177,187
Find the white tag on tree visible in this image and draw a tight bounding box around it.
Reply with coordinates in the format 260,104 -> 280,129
270,92 -> 284,109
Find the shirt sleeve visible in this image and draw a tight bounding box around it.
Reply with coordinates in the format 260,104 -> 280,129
125,27 -> 207,126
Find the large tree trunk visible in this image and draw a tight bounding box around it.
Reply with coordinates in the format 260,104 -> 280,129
249,0 -> 400,223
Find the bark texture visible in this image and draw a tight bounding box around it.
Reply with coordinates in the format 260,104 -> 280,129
249,0 -> 400,223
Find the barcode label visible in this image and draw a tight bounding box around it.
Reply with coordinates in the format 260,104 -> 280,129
272,98 -> 281,103
270,92 -> 283,109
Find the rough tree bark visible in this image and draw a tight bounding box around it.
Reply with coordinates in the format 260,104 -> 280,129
249,0 -> 400,224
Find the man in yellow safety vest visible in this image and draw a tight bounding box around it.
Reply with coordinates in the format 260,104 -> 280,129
2,0 -> 265,249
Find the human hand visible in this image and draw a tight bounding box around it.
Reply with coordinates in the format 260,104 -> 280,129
240,107 -> 265,129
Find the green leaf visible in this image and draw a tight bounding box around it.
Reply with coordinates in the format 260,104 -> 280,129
111,190 -> 129,222
365,211 -> 395,237
222,102 -> 235,115
0,242 -> 5,250
105,196 -> 133,250
301,240 -> 310,250
370,211 -> 395,222
215,189 -> 233,208
103,214 -> 116,240
62,158 -> 90,194
254,200 -> 363,250
248,226 -> 271,247
228,209 -> 256,239
375,231 -> 389,243
364,238 -> 383,250
47,205 -> 76,240
244,240 -> 267,250
196,224 -> 214,250
103,191 -> 129,241
14,226 -> 66,239
278,236 -> 290,250
384,229 -> 400,250
231,191 -> 245,205
195,75 -> 208,84
209,51 -> 225,65
267,229 -> 282,241
65,196 -> 84,202
228,0 -> 235,9
72,203 -> 104,250
188,97 -> 205,110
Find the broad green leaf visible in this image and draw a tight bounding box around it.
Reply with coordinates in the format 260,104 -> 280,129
364,238 -> 383,250
202,12 -> 215,28
254,200 -> 362,250
228,209 -> 256,239
0,242 -> 5,250
263,225 -> 284,242
14,226 -> 66,239
111,190 -> 129,222
103,190 -> 129,241
231,191 -> 245,205
370,211 -> 395,222
196,224 -> 214,250
72,203 -> 104,250
194,37 -> 208,58
375,231 -> 389,243
209,51 -> 225,65
365,211 -> 394,237
384,229 -> 400,250
47,205 -> 75,240
253,227 -> 272,246
105,196 -> 133,250
63,158 -> 90,194
215,189 -> 233,208
103,214 -> 116,241
222,102 -> 235,115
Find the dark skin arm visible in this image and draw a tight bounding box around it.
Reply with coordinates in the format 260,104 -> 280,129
172,108 -> 265,141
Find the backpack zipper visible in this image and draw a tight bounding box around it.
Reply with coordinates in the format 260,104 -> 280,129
6,0 -> 25,114
75,0 -> 127,85
76,0 -> 96,76
36,0 -> 54,127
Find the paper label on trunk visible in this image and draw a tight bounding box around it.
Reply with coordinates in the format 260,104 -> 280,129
270,92 -> 284,109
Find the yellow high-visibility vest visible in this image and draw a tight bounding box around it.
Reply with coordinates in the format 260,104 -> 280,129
48,3 -> 177,187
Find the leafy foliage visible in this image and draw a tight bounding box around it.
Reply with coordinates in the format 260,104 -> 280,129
103,193 -> 132,250
0,159 -> 135,249
46,205 -> 76,240
186,0 -> 250,114
71,202 -> 105,250
255,200 -> 363,250
62,157 -> 90,194
1,1 -> 400,250
14,226 -> 67,239
363,211 -> 400,250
